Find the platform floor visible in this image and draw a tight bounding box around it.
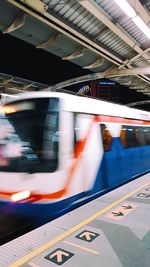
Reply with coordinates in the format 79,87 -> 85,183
1,173 -> 150,267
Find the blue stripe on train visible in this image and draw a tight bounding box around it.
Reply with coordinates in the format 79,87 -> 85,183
0,191 -> 88,224
93,137 -> 150,192
1,137 -> 150,224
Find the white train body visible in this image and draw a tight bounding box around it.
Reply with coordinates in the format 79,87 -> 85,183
0,92 -> 150,220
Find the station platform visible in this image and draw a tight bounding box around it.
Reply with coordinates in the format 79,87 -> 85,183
1,173 -> 150,267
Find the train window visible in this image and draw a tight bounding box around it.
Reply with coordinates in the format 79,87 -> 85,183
1,98 -> 60,173
73,113 -> 78,149
121,125 -> 146,148
135,127 -> 146,146
120,126 -> 128,147
132,126 -> 147,147
101,124 -> 112,151
43,111 -> 59,169
126,126 -> 136,147
143,127 -> 150,145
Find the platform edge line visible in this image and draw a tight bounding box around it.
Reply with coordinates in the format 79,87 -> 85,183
9,181 -> 149,267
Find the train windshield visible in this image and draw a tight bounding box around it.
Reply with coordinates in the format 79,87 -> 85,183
0,98 -> 59,173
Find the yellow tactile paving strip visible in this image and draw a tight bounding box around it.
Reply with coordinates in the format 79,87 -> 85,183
9,181 -> 150,267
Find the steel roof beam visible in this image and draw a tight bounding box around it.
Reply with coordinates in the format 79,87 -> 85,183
48,66 -> 150,90
2,12 -> 27,33
62,47 -> 86,60
48,72 -> 105,90
36,32 -> 61,49
79,0 -> 150,62
20,0 -> 48,13
125,48 -> 150,64
83,57 -> 104,69
105,66 -> 150,77
0,81 -> 31,91
128,100 -> 150,107
0,78 -> 14,85
129,0 -> 150,25
7,0 -> 123,65
5,0 -> 150,92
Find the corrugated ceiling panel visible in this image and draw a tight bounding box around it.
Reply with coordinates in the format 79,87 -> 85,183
46,0 -> 65,12
56,3 -> 80,18
45,1 -> 82,16
46,0 -> 106,38
95,0 -> 149,48
97,30 -> 136,59
43,0 -> 105,37
134,57 -> 150,67
119,18 -> 149,48
43,0 -> 137,61
66,7 -> 90,23
96,0 -> 125,19
0,0 -> 149,99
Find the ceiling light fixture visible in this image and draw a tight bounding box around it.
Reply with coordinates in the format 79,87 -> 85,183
113,0 -> 136,18
132,16 -> 150,39
81,0 -> 150,41
113,0 -> 150,39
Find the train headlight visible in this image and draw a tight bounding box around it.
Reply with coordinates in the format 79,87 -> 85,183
11,190 -> 31,202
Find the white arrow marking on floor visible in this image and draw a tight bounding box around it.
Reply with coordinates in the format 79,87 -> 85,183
146,187 -> 150,191
106,203 -> 138,220
49,250 -> 69,263
137,193 -> 150,198
79,232 -> 96,241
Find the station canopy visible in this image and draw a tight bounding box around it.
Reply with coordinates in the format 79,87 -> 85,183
0,0 -> 150,104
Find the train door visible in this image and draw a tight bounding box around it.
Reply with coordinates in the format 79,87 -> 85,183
100,122 -> 123,188
73,113 -> 103,192
59,110 -> 85,196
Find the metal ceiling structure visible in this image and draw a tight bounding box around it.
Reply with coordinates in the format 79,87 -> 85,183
0,0 -> 150,99
0,72 -> 48,94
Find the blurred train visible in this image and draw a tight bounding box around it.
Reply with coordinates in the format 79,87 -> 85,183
0,91 -> 150,222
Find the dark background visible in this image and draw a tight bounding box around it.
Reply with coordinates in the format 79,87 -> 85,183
0,31 -> 149,109
0,31 -> 91,85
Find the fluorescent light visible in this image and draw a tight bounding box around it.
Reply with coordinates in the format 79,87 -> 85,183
132,16 -> 150,39
114,0 -> 136,18
113,0 -> 150,39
